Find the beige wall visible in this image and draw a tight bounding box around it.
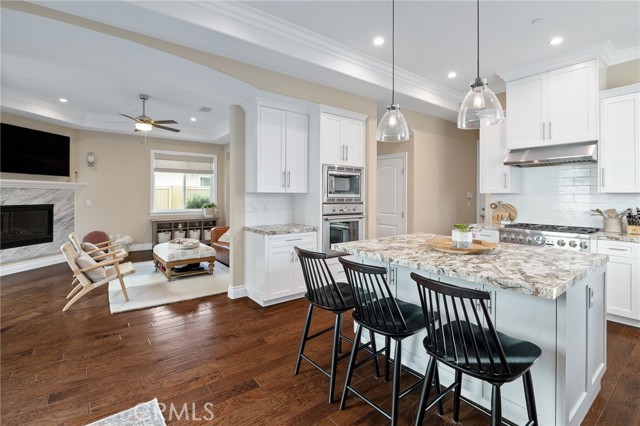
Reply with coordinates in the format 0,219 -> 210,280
607,59 -> 640,89
378,110 -> 478,235
1,112 -> 226,244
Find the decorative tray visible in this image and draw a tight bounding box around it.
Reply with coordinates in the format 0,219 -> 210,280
430,237 -> 497,255
168,238 -> 200,250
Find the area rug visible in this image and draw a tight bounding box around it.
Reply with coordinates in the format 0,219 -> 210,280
108,261 -> 228,314
86,398 -> 165,425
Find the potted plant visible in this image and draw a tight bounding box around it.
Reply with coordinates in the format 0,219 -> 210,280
452,223 -> 472,249
202,202 -> 217,218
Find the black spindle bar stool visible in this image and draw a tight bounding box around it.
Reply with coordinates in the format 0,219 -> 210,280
339,257 -> 433,426
294,247 -> 379,403
411,272 -> 542,426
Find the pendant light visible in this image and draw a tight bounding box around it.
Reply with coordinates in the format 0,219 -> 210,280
377,0 -> 410,142
457,0 -> 504,129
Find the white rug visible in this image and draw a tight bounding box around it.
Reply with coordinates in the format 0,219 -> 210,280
86,398 -> 165,425
108,261 -> 229,314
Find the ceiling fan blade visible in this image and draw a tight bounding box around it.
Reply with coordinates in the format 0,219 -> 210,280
153,120 -> 178,124
119,113 -> 140,122
153,124 -> 181,132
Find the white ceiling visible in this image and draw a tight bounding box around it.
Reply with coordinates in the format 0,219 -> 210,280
1,1 -> 639,144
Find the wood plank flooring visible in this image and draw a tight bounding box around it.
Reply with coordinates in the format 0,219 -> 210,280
2,250 -> 639,425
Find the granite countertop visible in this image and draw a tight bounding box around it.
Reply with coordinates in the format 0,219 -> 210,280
332,233 -> 609,300
592,232 -> 640,244
245,223 -> 318,235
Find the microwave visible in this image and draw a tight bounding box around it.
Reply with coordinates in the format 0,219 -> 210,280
323,164 -> 363,203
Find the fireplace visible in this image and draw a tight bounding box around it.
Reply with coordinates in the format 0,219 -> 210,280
1,204 -> 54,249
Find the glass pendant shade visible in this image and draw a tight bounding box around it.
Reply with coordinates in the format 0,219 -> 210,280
457,78 -> 505,129
377,104 -> 410,142
135,122 -> 152,132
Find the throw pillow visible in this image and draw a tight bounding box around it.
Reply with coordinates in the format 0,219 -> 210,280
218,229 -> 231,243
75,253 -> 106,282
81,242 -> 106,257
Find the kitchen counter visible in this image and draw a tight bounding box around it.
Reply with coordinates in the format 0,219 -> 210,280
244,223 -> 318,235
333,233 -> 607,300
592,231 -> 640,243
333,232 -> 607,426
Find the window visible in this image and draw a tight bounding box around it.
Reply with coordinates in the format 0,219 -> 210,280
151,150 -> 216,213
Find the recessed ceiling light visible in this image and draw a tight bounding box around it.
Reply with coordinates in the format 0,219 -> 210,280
59,98 -> 68,103
373,36 -> 384,46
549,36 -> 564,46
190,117 -> 197,122
531,18 -> 544,25
447,71 -> 457,79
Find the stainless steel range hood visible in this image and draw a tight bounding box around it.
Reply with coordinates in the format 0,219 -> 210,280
504,141 -> 598,167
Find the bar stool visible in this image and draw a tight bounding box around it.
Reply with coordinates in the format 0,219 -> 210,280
411,272 -> 542,426
294,247 -> 379,403
338,257 -> 434,426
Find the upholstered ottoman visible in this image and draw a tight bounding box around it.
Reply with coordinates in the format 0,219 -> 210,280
152,241 -> 216,281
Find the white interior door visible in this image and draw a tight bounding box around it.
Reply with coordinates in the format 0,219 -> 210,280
377,154 -> 406,237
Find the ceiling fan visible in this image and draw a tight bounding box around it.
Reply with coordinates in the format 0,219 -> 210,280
120,94 -> 180,132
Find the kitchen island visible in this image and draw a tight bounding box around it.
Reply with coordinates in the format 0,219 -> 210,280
333,233 -> 609,426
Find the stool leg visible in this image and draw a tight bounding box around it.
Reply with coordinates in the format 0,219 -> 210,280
294,304 -> 314,375
414,357 -> 437,426
328,312 -> 342,403
433,364 -> 444,416
523,370 -> 538,425
491,385 -> 502,426
384,335 -> 391,382
390,339 -> 402,426
453,370 -> 463,422
340,324 -> 363,410
369,330 -> 380,378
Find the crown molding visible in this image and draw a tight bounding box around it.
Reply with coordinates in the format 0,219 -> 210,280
497,41 -> 637,82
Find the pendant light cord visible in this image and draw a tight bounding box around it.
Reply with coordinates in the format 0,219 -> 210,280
391,0 -> 396,105
476,0 -> 480,80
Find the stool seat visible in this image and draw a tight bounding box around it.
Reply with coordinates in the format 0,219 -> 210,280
306,281 -> 354,312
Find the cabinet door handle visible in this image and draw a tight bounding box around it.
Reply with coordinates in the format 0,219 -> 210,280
345,145 -> 349,161
503,172 -> 507,189
542,122 -> 546,140
287,171 -> 291,188
342,145 -> 346,160
548,122 -> 552,140
608,247 -> 630,252
601,168 -> 604,187
282,171 -> 286,188
290,251 -> 294,262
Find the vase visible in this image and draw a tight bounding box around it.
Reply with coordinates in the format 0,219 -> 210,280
203,207 -> 216,218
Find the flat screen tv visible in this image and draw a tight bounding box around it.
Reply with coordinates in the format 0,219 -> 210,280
1,123 -> 70,177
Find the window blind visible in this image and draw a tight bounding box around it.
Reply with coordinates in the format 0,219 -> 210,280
153,152 -> 214,174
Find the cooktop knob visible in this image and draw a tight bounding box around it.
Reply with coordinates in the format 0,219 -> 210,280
525,236 -> 533,244
557,239 -> 566,247
517,235 -> 524,242
509,234 -> 516,241
569,240 -> 577,248
533,236 -> 546,245
580,241 -> 589,250
501,234 -> 508,241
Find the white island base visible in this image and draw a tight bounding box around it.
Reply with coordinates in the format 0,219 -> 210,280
358,260 -> 606,426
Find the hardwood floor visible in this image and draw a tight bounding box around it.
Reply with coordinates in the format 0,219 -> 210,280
1,250 -> 639,425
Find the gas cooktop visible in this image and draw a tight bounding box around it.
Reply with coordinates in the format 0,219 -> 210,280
502,223 -> 600,235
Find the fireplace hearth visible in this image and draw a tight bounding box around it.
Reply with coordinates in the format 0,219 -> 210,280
1,204 -> 54,249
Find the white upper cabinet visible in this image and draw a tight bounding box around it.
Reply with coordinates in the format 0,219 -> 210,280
507,60 -> 597,149
321,112 -> 365,167
244,99 -> 309,193
479,120 -> 520,193
599,85 -> 640,193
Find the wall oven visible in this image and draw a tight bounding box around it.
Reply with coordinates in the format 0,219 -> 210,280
323,164 -> 363,203
322,203 -> 364,252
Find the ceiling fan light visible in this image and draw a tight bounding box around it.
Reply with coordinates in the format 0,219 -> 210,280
135,122 -> 153,132
377,104 -> 411,142
457,79 -> 504,129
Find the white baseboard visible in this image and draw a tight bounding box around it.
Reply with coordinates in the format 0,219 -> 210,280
0,254 -> 66,277
130,243 -> 152,251
227,285 -> 247,299
607,314 -> 640,328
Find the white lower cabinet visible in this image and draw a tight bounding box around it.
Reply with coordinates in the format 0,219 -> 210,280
244,231 -> 317,306
596,240 -> 640,325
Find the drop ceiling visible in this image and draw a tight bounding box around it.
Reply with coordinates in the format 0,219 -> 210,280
1,1 -> 638,143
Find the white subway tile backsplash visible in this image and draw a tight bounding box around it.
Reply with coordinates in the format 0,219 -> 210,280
489,164 -> 638,228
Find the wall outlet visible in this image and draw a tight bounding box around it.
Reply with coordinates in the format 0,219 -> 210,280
466,191 -> 473,199
246,205 -> 256,213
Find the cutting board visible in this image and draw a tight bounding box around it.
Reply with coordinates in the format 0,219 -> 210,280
430,237 -> 497,255
491,202 -> 517,223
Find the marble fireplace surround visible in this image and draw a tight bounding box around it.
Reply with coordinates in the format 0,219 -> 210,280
0,180 -> 85,276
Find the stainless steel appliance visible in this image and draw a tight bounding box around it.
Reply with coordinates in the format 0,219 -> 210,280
499,223 -> 599,252
322,203 -> 364,252
323,164 -> 363,203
